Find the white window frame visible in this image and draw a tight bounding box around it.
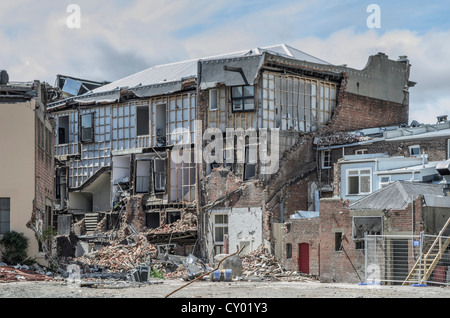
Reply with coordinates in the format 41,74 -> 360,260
355,149 -> 368,155
379,175 -> 391,188
346,168 -> 372,196
213,214 -> 228,244
321,150 -> 332,169
409,145 -> 421,156
209,89 -> 218,111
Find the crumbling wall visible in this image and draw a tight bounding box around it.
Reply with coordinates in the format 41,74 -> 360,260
327,73 -> 408,132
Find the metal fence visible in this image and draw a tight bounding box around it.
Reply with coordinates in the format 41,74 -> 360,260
364,233 -> 450,286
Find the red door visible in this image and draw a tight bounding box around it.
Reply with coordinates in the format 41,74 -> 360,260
298,243 -> 310,274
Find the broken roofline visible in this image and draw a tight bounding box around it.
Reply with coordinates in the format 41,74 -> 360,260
47,48 -> 352,110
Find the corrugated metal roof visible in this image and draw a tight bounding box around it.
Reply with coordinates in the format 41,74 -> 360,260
92,44 -> 331,94
48,44 -> 331,109
349,181 -> 444,211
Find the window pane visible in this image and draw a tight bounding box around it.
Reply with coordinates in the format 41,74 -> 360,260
348,176 -> 359,194
360,169 -> 371,175
81,114 -> 92,128
244,99 -> 254,110
0,198 -> 10,210
348,170 -> 358,175
233,100 -> 243,111
232,87 -> 242,98
215,227 -> 224,242
243,86 -> 254,97
360,176 -> 371,193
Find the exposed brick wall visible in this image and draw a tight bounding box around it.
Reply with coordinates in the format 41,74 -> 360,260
329,91 -> 408,132
318,198 -> 365,283
283,218 -> 320,275
34,113 -> 55,228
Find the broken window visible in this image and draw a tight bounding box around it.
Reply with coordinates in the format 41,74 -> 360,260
409,145 -> 421,156
286,243 -> 292,259
136,105 -> 149,136
146,211 -> 160,229
166,211 -> 181,224
231,85 -> 254,112
352,217 -> 382,246
169,149 -> 196,202
0,198 -> 10,235
154,158 -> 167,192
136,160 -> 150,193
244,136 -> 256,180
321,150 -> 331,169
335,232 -> 343,251
209,89 -> 218,111
58,115 -> 70,144
347,168 -> 371,195
80,113 -> 94,143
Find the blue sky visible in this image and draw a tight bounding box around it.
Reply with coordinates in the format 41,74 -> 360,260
0,0 -> 449,124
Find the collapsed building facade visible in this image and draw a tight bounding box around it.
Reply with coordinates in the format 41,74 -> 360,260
47,44 -> 414,265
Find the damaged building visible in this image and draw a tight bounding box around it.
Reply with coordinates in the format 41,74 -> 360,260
47,44 -> 415,268
0,70 -> 55,266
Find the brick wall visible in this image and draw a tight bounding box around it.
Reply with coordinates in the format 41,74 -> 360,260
318,198 -> 365,283
283,218 -> 320,275
329,91 -> 409,132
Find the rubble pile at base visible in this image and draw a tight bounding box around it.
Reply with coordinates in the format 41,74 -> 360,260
74,236 -> 157,272
241,246 -> 317,281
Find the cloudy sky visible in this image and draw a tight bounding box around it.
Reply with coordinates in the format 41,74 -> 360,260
1,0 -> 449,124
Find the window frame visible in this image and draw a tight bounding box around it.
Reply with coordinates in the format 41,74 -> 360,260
209,89 -> 218,111
231,85 -> 255,113
408,145 -> 421,156
346,167 -> 372,196
321,150 -> 332,169
80,113 -> 95,143
0,198 -> 10,236
213,214 -> 229,245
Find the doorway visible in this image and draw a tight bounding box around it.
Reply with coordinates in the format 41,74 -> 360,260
298,243 -> 310,274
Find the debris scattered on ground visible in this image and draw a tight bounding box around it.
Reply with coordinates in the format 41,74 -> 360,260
73,236 -> 157,272
0,266 -> 53,282
241,245 -> 318,282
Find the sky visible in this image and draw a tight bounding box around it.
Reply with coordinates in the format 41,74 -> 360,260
1,0 -> 449,124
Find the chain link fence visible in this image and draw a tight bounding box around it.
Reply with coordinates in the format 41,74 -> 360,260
364,234 -> 450,286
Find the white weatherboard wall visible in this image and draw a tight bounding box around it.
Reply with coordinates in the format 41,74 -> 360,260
229,207 -> 263,255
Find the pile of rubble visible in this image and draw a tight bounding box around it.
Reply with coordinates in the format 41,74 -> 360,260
144,212 -> 197,235
74,236 -> 157,272
241,246 -> 317,282
0,264 -> 52,282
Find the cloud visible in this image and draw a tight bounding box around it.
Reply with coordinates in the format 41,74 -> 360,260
0,1 -> 448,124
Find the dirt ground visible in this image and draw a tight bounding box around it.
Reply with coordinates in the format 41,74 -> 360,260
1,278 -> 450,298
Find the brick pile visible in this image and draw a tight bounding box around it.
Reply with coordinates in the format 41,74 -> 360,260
0,266 -> 52,282
241,246 -> 317,281
75,237 -> 157,272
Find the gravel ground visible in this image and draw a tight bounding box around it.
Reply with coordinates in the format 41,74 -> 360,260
1,278 -> 450,298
